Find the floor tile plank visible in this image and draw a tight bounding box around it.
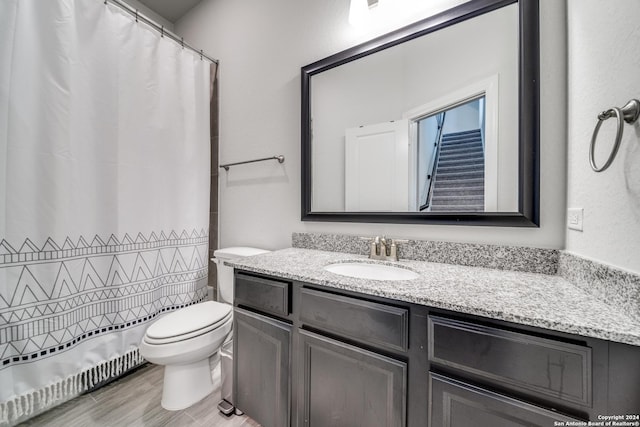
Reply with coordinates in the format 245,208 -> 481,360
18,361 -> 261,427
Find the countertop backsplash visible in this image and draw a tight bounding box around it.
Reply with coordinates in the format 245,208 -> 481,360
559,251 -> 640,323
292,232 -> 559,275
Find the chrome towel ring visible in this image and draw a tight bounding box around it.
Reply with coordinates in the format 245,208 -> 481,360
589,99 -> 640,172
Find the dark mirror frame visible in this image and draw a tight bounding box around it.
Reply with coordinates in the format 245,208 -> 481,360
301,0 -> 539,227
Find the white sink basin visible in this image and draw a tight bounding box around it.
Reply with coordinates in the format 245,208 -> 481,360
324,262 -> 419,281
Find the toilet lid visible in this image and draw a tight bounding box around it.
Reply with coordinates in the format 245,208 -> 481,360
146,301 -> 232,341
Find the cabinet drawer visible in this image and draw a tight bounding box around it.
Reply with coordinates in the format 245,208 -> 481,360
429,373 -> 584,426
300,287 -> 409,352
428,316 -> 592,406
234,272 -> 290,317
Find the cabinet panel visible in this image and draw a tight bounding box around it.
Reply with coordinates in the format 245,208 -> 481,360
235,272 -> 290,317
234,307 -> 291,427
300,287 -> 409,352
428,316 -> 591,406
608,342 -> 640,412
298,329 -> 407,427
429,373 -> 584,427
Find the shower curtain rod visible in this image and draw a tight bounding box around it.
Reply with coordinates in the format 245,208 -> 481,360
105,0 -> 219,64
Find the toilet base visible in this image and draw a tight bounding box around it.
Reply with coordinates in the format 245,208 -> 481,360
161,358 -> 214,411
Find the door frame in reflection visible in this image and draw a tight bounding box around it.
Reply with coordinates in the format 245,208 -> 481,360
404,75 -> 500,212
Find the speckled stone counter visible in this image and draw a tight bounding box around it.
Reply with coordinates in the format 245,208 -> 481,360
292,232 -> 559,274
559,251 -> 640,323
227,248 -> 640,347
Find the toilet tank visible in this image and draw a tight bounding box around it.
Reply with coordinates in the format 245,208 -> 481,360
213,247 -> 270,304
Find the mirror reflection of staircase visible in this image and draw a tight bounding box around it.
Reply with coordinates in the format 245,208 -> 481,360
429,129 -> 484,212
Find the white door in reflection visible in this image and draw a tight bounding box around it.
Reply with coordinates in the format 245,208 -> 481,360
345,120 -> 409,211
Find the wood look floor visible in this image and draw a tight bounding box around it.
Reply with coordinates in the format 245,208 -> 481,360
19,360 -> 261,427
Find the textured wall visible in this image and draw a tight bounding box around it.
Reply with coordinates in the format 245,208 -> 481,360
565,0 -> 640,273
175,0 -> 567,251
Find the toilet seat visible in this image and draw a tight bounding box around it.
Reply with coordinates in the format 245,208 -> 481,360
144,301 -> 232,345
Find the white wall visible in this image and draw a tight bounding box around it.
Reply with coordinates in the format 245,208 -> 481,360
441,101 -> 482,134
175,0 -> 567,251
565,0 -> 640,273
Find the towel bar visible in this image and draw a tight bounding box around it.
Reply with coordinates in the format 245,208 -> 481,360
220,155 -> 285,171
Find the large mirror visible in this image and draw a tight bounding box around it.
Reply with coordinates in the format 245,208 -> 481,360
301,0 -> 539,226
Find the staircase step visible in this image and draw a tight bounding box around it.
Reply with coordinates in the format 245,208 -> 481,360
441,142 -> 483,151
431,194 -> 484,203
441,134 -> 482,142
441,129 -> 481,139
434,170 -> 484,181
437,157 -> 484,168
438,156 -> 484,166
440,146 -> 482,156
433,186 -> 484,197
437,162 -> 484,172
437,163 -> 484,174
439,143 -> 483,155
441,136 -> 483,145
439,149 -> 484,160
440,138 -> 482,148
430,205 -> 484,212
440,147 -> 484,159
433,178 -> 484,188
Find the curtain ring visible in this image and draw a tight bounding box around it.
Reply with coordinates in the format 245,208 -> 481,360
590,107 -> 623,172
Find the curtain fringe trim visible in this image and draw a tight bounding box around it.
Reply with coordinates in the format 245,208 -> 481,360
0,349 -> 145,426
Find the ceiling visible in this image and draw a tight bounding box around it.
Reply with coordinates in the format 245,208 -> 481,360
138,0 -> 203,23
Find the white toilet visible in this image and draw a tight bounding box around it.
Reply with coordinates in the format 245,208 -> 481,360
139,247 -> 269,411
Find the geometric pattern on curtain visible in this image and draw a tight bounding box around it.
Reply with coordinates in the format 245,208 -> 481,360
0,229 -> 208,369
0,0 -> 213,423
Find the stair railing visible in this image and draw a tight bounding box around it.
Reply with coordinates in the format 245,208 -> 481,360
420,112 -> 446,211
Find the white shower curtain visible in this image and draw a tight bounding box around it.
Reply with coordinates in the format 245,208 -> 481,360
0,0 -> 211,424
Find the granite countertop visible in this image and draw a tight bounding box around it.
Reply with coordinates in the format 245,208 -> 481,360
227,247 -> 640,347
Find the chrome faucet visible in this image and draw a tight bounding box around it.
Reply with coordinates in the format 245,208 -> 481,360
369,235 -> 399,261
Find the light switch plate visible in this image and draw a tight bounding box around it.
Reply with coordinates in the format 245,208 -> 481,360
567,208 -> 584,231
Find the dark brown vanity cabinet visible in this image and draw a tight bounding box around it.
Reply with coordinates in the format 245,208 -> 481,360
233,271 -> 414,427
233,270 -> 640,427
427,316 -> 588,425
233,273 -> 293,427
297,288 -> 410,427
429,373 -> 583,426
298,329 -> 407,427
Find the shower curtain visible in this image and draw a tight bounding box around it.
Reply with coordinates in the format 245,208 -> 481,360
0,1 -> 211,424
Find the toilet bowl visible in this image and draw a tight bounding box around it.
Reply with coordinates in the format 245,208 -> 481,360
139,246 -> 269,411
139,301 -> 232,410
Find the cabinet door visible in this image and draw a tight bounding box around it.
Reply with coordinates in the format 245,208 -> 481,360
299,329 -> 407,427
429,373 -> 584,427
234,307 -> 291,427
